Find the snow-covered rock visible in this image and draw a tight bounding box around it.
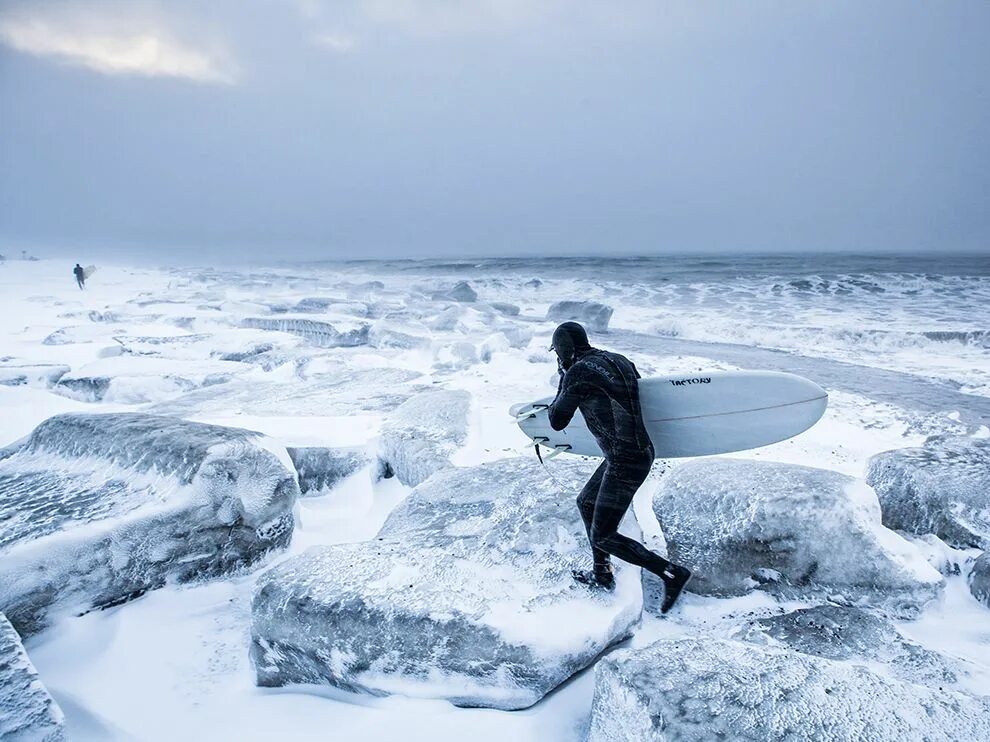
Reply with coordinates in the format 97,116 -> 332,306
250,458 -> 642,710
432,280 -> 477,303
0,614 -> 64,742
735,604 -> 961,688
287,447 -> 368,496
377,390 -> 470,487
653,459 -> 943,615
0,413 -> 297,636
546,300 -> 613,332
867,436 -> 990,549
588,638 -> 990,742
970,552 -> 990,609
240,317 -> 370,348
489,302 -> 520,316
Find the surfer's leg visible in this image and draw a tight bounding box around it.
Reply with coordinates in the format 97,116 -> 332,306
590,457 -> 671,576
576,461 -> 609,570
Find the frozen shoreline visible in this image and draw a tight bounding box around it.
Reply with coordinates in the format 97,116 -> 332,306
1,257 -> 988,740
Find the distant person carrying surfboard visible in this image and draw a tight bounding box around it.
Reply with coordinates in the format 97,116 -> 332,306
73,263 -> 85,290
541,322 -> 692,613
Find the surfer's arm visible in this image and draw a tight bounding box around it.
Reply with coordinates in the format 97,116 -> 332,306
547,368 -> 589,431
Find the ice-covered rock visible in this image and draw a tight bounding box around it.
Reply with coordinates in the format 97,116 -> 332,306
0,614 -> 65,741
368,322 -> 431,350
432,280 -> 477,303
970,552 -> 990,608
0,413 -> 297,636
735,604 -> 961,688
0,364 -> 68,388
54,376 -> 112,401
488,301 -> 520,316
588,638 -> 990,742
250,458 -> 642,710
240,317 -> 370,348
287,447 -> 368,496
546,300 -> 613,332
377,390 -> 470,487
150,366 -> 426,417
867,436 -> 990,549
216,343 -> 275,362
653,459 -> 943,615
427,306 -> 464,332
433,342 -> 479,371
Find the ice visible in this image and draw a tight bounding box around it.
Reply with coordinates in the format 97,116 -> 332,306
970,553 -> 990,608
0,413 -> 297,636
488,302 -> 520,316
377,390 -> 470,487
587,638 -> 990,742
250,458 -> 642,710
546,300 -> 613,332
431,280 -> 478,303
287,446 -> 369,496
150,366 -> 426,417
240,317 -> 370,347
734,604 -> 965,689
652,459 -> 943,615
867,436 -> 990,548
0,364 -> 68,388
0,613 -> 65,742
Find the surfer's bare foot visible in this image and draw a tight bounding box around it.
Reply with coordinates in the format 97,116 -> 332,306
660,564 -> 691,614
572,565 -> 615,591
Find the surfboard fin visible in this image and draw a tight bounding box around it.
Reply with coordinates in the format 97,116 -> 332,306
542,445 -> 572,461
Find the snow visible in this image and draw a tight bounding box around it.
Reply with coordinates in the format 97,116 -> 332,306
0,257 -> 988,740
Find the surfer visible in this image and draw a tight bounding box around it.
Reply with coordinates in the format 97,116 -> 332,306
544,321 -> 691,613
73,263 -> 85,290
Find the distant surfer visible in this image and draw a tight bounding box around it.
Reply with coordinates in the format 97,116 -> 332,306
543,321 -> 691,613
73,263 -> 85,290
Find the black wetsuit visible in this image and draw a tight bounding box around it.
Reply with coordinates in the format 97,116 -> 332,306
74,265 -> 85,290
547,348 -> 671,578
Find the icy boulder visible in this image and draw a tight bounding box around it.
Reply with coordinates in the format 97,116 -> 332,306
0,413 -> 298,636
0,614 -> 64,742
588,638 -> 990,742
867,436 -> 990,549
377,390 -> 470,487
970,552 -> 990,609
432,280 -> 477,303
735,604 -> 961,688
287,447 -> 368,496
653,459 -> 943,615
546,300 -> 613,332
489,301 -> 520,316
240,317 -> 370,348
251,458 -> 642,710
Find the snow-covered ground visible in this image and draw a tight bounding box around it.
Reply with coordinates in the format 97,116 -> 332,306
1,257 -> 988,740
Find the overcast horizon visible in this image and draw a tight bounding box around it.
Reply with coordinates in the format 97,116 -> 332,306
2,1 -> 988,261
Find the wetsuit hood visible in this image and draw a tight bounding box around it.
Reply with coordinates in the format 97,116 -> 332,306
551,322 -> 591,369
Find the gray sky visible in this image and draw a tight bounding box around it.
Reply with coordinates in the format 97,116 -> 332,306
1,0 -> 987,261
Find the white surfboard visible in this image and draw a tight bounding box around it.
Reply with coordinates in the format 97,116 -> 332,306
510,370 -> 828,458
83,265 -> 97,279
